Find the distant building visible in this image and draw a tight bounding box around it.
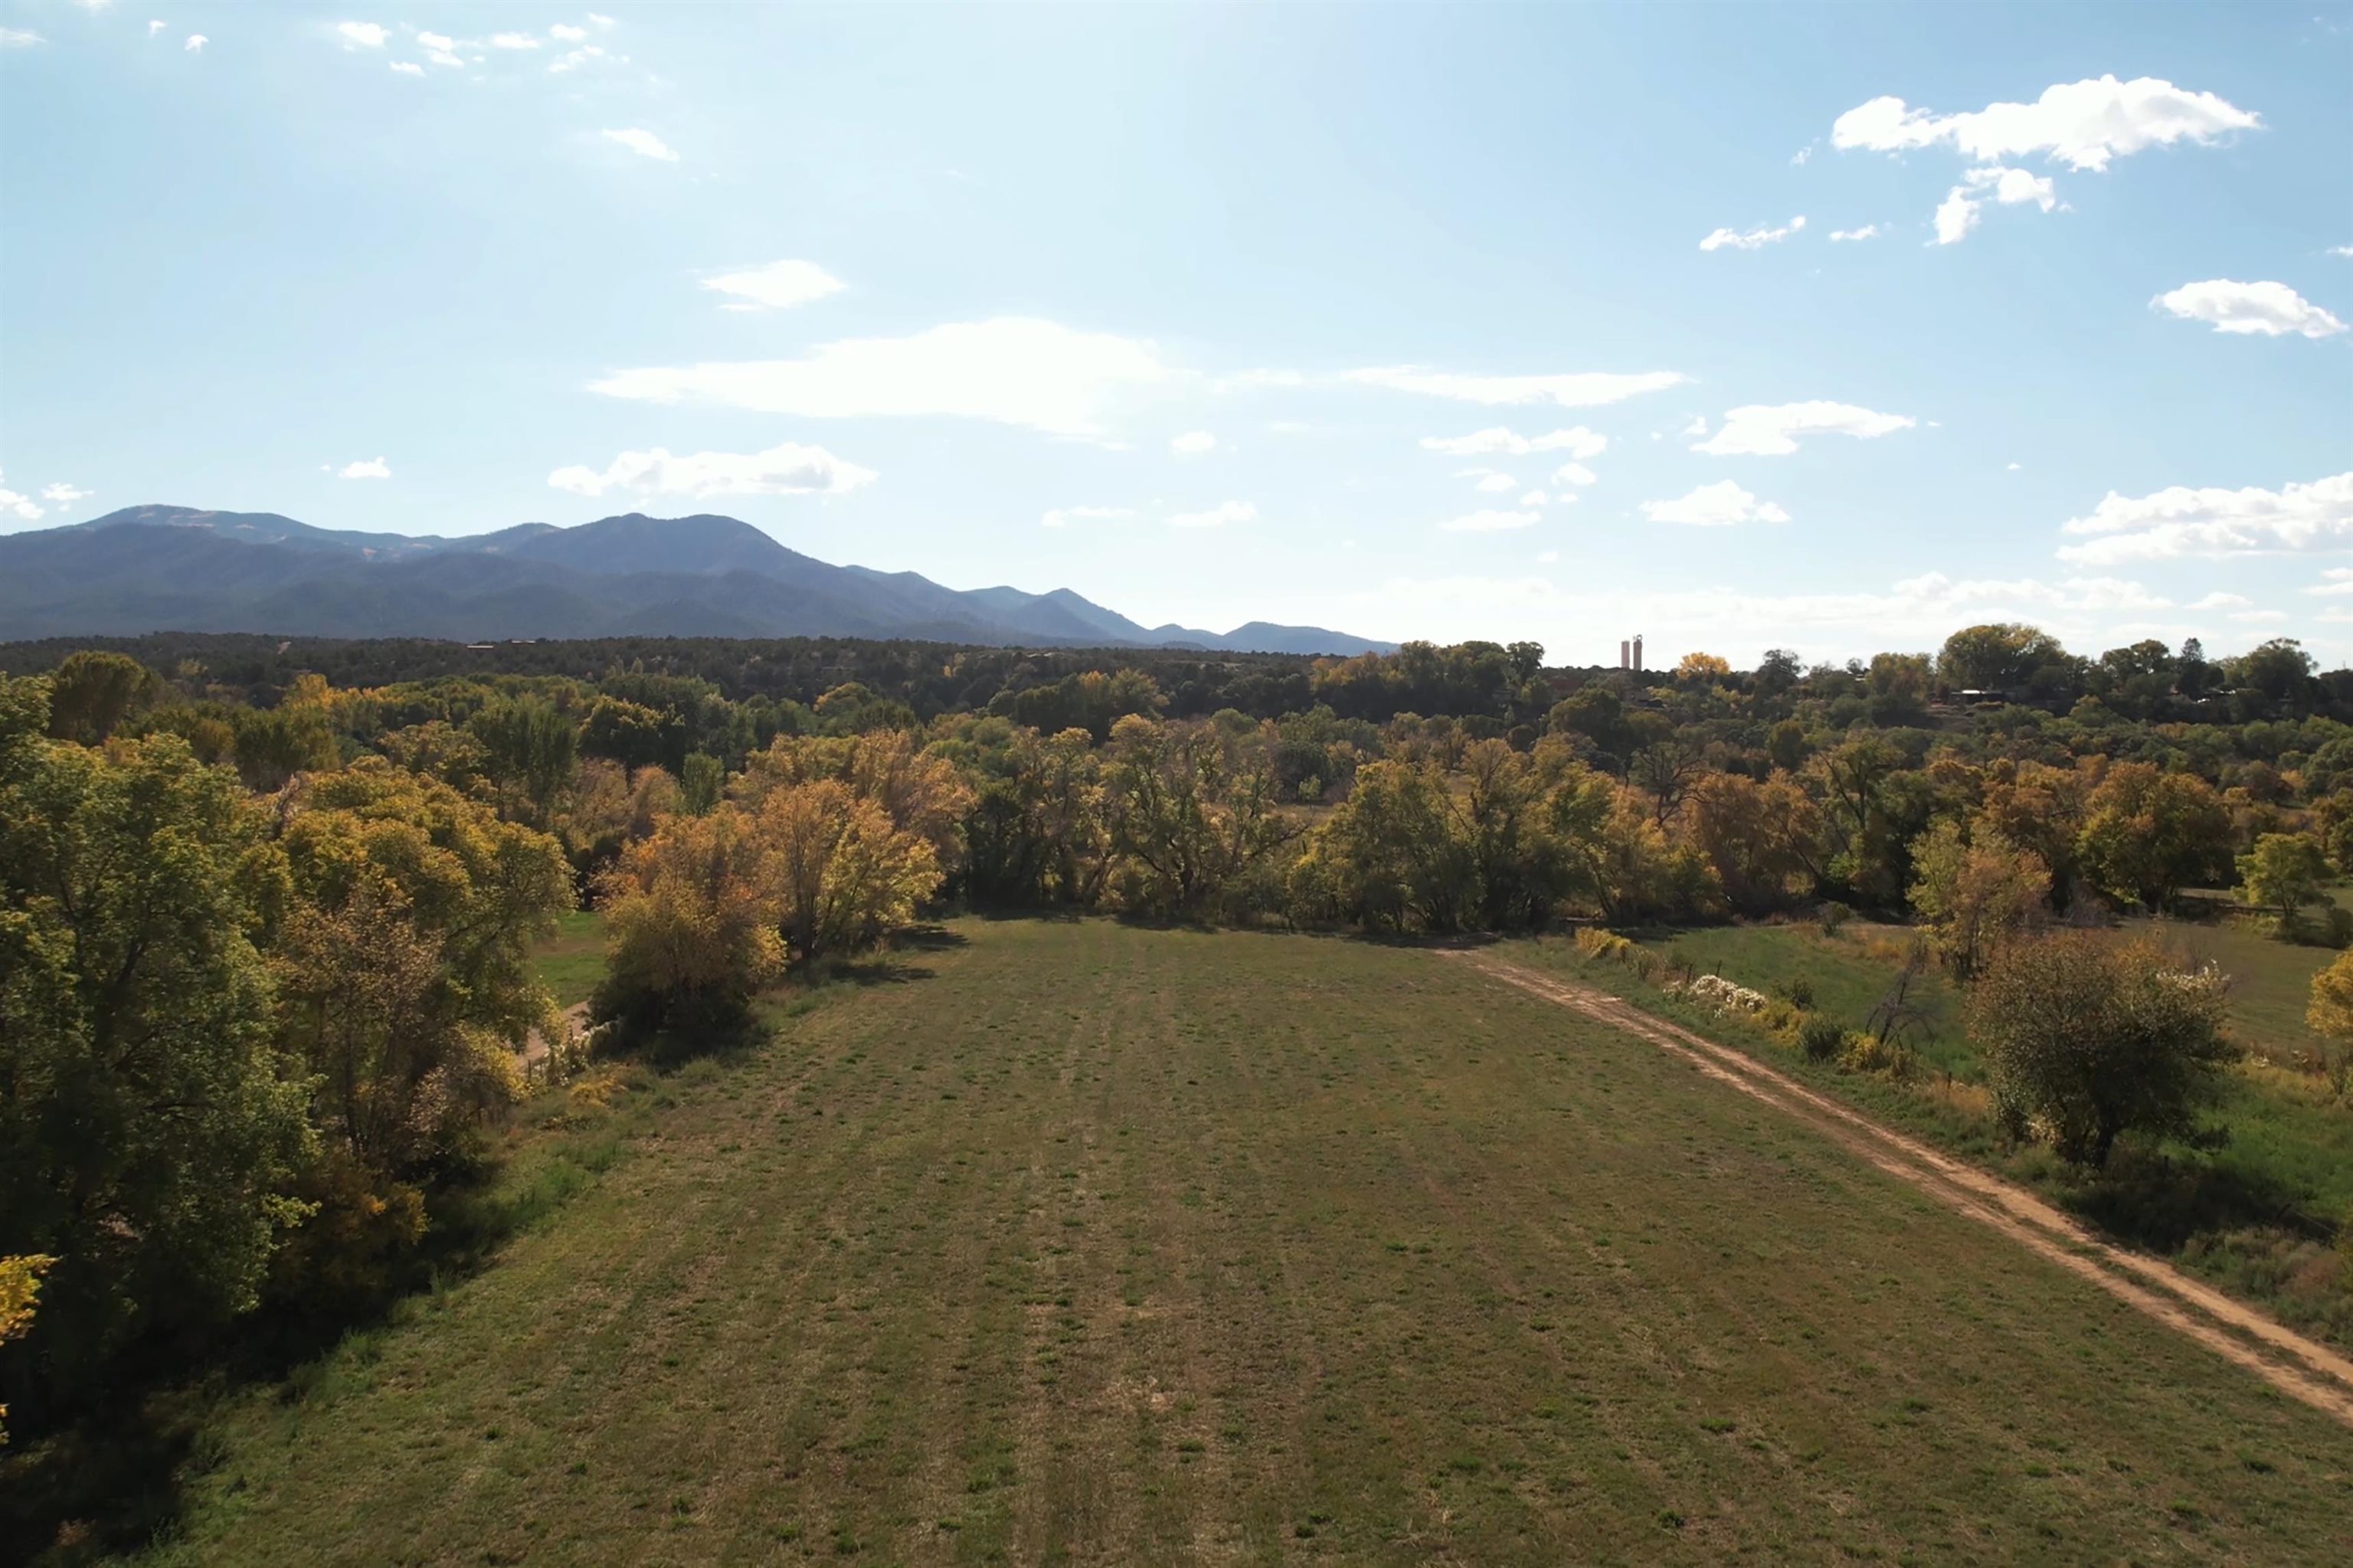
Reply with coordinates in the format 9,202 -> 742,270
1619,638 -> 1630,669
1632,634 -> 1644,673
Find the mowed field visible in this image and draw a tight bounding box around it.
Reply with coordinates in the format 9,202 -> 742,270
142,921 -> 2353,1566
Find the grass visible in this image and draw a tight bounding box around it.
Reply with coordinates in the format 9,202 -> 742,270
2120,912 -> 2344,1070
111,919 -> 2353,1565
1513,915 -> 2353,1347
530,908 -> 607,1009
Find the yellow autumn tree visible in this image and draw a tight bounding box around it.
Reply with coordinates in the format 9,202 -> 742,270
754,779 -> 944,962
598,805 -> 787,1034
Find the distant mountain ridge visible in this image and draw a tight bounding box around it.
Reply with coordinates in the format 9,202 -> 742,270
0,506 -> 1396,656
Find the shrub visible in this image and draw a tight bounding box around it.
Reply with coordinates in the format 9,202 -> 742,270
1966,931 -> 2234,1167
1785,975 -> 1815,1010
1685,974 -> 1770,1016
1574,927 -> 1633,963
1798,1016 -> 1846,1062
1840,1030 -> 1909,1077
1816,901 -> 1851,935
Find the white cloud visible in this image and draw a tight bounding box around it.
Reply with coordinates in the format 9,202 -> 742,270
489,32 -> 541,50
602,128 -> 678,162
417,31 -> 455,50
548,44 -> 607,74
701,259 -> 843,311
1700,215 -> 1805,252
1536,550 -> 1560,565
1170,500 -> 1256,529
2186,591 -> 2250,611
2230,609 -> 2289,624
390,61 -> 422,76
148,19 -> 165,36
1643,481 -> 1791,526
1351,367 -> 1686,407
1170,430 -> 1217,456
551,23 -> 588,42
0,470 -> 44,521
589,12 -> 617,27
1692,401 -> 1916,457
1440,509 -> 1540,533
2332,245 -> 2353,260
1934,165 -> 2063,245
338,457 -> 391,480
40,483 -> 90,505
1829,224 -> 1880,242
425,48 -> 463,68
1968,164 -> 2060,208
1041,505 -> 1133,529
1678,415 -> 1708,438
1790,146 -> 1813,166
1550,462 -> 1599,488
184,33 -> 206,53
1458,470 -> 1519,493
1419,426 -> 1607,458
2007,461 -> 2023,472
548,440 -> 875,499
592,318 -> 1174,438
2056,472 -> 2353,564
1831,76 -> 2260,172
337,21 -> 387,49
0,28 -> 41,47
2306,568 -> 2353,597
2152,279 -> 2347,339
1520,490 -> 1550,508
1933,189 -> 1980,245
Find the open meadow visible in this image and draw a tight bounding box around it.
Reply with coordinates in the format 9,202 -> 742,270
134,919 -> 2353,1566
1510,917 -> 2353,1347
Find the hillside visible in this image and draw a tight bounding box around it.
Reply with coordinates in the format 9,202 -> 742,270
126,921 -> 2353,1565
0,507 -> 1395,656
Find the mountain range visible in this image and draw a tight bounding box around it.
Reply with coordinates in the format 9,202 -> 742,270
0,506 -> 1395,655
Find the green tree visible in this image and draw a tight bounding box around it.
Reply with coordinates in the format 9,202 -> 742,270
469,695 -> 579,823
0,678 -> 315,1401
1101,717 -> 1297,918
1936,623 -> 2080,702
2075,764 -> 2232,913
2237,832 -> 2331,937
679,751 -> 726,816
1288,758 -> 1473,932
1966,932 -> 2233,1167
1907,818 -> 2049,980
44,651 -> 162,745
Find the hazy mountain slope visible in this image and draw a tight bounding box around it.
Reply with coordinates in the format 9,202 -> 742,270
2,507 -> 1396,654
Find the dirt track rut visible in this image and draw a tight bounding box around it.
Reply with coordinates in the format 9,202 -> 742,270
1446,949 -> 2353,1429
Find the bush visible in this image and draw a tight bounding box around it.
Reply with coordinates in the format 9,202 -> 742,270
1966,931 -> 2234,1167
1574,927 -> 1634,963
1840,1030 -> 1909,1077
1798,1016 -> 1845,1062
1816,902 -> 1851,935
1785,975 -> 1815,1010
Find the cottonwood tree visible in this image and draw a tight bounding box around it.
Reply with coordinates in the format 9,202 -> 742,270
755,779 -> 943,961
1101,716 -> 1296,918
1966,932 -> 2234,1168
2237,832 -> 2331,937
1907,819 -> 2050,980
43,650 -> 162,745
2076,763 -> 2232,912
598,804 -> 787,1034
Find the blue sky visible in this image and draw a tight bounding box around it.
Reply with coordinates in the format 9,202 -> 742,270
2,2 -> 2348,666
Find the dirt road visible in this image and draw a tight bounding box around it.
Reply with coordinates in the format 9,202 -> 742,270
1447,949 -> 2353,1429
